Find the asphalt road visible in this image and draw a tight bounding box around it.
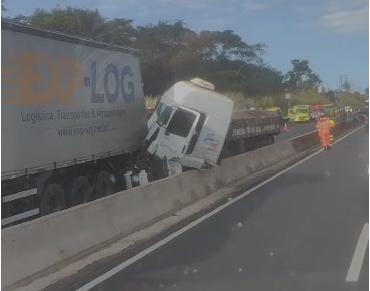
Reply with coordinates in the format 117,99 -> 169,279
86,127 -> 368,291
275,121 -> 317,143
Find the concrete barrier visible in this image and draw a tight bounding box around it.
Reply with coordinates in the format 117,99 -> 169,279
4,123 -> 347,289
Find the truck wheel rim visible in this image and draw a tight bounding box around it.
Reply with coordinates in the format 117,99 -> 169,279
94,171 -> 116,199
70,176 -> 92,206
41,183 -> 66,215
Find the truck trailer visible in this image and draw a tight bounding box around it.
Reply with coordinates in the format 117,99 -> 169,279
2,21 -> 147,226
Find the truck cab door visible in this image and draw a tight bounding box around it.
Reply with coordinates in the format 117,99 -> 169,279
155,107 -> 201,161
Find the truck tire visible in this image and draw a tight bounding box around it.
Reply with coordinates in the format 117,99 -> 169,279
40,183 -> 66,215
94,170 -> 116,199
69,176 -> 92,207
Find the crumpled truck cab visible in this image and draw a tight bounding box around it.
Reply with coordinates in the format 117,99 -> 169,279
145,78 -> 233,170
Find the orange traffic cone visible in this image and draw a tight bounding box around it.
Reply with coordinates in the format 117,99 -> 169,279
283,122 -> 288,132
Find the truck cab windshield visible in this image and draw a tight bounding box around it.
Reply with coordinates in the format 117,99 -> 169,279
166,108 -> 196,137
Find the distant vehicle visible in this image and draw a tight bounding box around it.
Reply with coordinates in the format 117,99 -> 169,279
357,107 -> 368,126
358,107 -> 368,115
288,105 -> 311,122
310,105 -> 325,120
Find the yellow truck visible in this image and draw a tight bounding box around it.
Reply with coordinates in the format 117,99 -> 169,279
288,105 -> 311,122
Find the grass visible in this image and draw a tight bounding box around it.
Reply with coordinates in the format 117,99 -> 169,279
223,91 -> 274,111
292,89 -> 331,105
336,92 -> 366,109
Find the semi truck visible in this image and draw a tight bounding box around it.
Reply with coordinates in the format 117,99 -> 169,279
2,21 -> 280,227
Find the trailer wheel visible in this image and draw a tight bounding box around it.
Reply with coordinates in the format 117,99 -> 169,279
40,183 -> 66,215
69,176 -> 92,207
94,170 -> 116,199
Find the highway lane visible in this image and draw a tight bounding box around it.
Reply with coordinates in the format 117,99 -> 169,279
82,127 -> 368,291
275,121 -> 317,142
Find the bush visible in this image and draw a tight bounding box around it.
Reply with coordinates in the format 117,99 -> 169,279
336,92 -> 365,109
223,91 -> 255,111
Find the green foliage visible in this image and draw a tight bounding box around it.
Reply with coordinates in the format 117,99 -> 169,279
336,92 -> 365,108
223,91 -> 256,110
284,59 -> 321,92
11,7 -> 135,46
325,90 -> 336,103
134,21 -> 201,95
196,30 -> 264,62
28,8 -> 106,38
292,89 -> 330,105
224,91 -> 275,111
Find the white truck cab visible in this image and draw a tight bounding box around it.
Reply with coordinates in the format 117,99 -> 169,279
145,78 -> 233,170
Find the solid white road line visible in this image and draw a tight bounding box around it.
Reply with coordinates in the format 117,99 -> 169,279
76,125 -> 363,291
287,129 -> 317,141
345,223 -> 369,282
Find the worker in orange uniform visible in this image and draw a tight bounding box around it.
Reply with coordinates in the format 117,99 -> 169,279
329,118 -> 336,144
317,116 -> 333,150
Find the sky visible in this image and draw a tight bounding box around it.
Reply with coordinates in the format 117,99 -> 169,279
3,0 -> 369,91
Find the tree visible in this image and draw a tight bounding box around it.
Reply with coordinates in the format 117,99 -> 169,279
342,79 -> 351,91
2,0 -> 7,11
196,30 -> 264,63
284,59 -> 322,92
134,21 -> 266,95
134,21 -> 197,95
325,90 -> 336,104
99,18 -> 136,46
11,7 -> 135,46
